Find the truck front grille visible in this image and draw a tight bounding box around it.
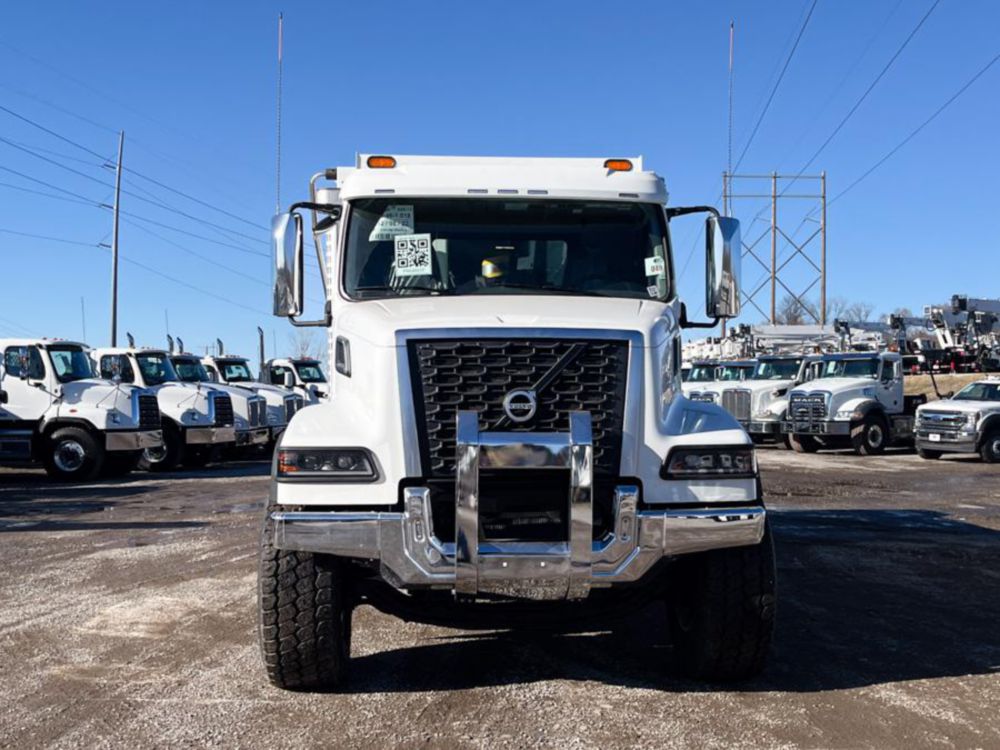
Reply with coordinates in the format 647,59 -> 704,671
789,393 -> 827,422
248,397 -> 266,427
212,394 -> 234,426
407,338 -> 629,477
916,410 -> 966,433
137,394 -> 160,429
284,395 -> 304,423
722,389 -> 752,421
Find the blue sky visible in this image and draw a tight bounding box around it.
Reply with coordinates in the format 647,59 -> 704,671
0,0 -> 997,359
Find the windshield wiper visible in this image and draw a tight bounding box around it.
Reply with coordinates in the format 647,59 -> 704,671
485,282 -> 609,297
354,285 -> 451,297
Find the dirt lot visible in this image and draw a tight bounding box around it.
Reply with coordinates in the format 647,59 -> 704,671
1,449 -> 999,749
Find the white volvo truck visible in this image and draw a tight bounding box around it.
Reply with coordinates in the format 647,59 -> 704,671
782,352 -> 926,455
915,377 -> 1000,462
0,339 -> 163,479
260,154 -> 773,690
167,351 -> 271,451
91,346 -> 236,470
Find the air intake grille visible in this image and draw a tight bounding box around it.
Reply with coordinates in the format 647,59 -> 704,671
284,395 -> 304,423
212,394 -> 234,426
916,410 -> 966,433
407,338 -> 629,477
137,394 -> 160,429
248,398 -> 265,427
721,389 -> 752,421
789,393 -> 827,422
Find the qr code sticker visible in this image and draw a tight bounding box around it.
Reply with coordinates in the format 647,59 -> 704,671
394,233 -> 433,277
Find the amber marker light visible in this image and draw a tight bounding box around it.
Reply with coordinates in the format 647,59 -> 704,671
604,159 -> 633,172
367,155 -> 397,168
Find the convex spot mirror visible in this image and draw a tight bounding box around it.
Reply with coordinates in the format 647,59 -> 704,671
705,216 -> 742,320
272,212 -> 304,317
283,372 -> 295,387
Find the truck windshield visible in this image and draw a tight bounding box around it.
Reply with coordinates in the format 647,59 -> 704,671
344,198 -> 672,301
220,359 -> 254,382
953,382 -> 1000,401
753,358 -> 802,380
136,352 -> 177,386
47,345 -> 93,383
170,357 -> 210,383
820,359 -> 879,379
687,365 -> 716,382
294,361 -> 326,383
718,365 -> 752,381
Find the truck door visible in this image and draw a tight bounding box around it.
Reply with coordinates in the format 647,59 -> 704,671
876,359 -> 901,413
0,345 -> 52,422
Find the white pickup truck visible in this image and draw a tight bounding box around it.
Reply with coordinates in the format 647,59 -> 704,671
915,377 -> 1000,462
0,339 -> 162,479
258,154 -> 774,690
782,352 -> 926,455
91,347 -> 236,470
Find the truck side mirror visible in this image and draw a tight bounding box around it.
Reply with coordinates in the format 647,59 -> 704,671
705,216 -> 742,319
283,371 -> 295,388
272,211 -> 304,317
207,370 -> 219,383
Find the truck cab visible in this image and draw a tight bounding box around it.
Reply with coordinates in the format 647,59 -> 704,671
721,354 -> 823,443
783,352 -> 925,455
259,154 -> 773,690
167,353 -> 271,451
261,357 -> 328,404
91,347 -> 236,470
202,354 -> 304,443
685,360 -> 755,405
0,339 -> 162,480
915,377 -> 1000,462
681,359 -> 720,400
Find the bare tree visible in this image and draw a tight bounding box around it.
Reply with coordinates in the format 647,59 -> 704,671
774,294 -> 809,325
843,301 -> 875,323
288,329 -> 324,360
891,306 -> 914,318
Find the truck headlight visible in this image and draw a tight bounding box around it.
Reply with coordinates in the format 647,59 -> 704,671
966,412 -> 980,430
661,446 -> 756,479
277,448 -> 378,481
770,387 -> 787,398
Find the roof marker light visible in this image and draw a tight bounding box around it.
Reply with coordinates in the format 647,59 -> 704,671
604,159 -> 633,172
367,155 -> 396,169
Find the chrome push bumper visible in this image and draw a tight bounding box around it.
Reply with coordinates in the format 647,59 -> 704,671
185,426 -> 237,445
781,419 -> 851,436
105,429 -> 163,452
236,427 -> 271,447
271,411 -> 766,602
749,419 -> 783,436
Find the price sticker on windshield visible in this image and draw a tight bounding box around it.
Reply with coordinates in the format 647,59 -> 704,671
645,256 -> 666,277
394,234 -> 433,277
369,205 -> 414,241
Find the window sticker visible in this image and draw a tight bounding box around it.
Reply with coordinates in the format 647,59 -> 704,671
647,285 -> 660,298
645,256 -> 666,277
394,233 -> 433,277
369,205 -> 414,241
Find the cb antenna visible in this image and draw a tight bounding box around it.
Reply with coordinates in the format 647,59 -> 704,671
275,12 -> 283,214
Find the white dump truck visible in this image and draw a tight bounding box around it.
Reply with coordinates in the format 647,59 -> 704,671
167,351 -> 271,451
91,346 -> 236,470
0,338 -> 162,479
782,351 -> 926,455
257,154 -> 774,690
260,357 -> 328,404
201,351 -> 304,444
915,377 -> 1000,462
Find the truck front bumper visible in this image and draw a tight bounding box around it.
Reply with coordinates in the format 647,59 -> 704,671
185,426 -> 237,445
748,419 -> 783,436
781,419 -> 851,436
271,410 -> 766,602
105,429 -> 163,452
236,427 -> 270,447
915,430 -> 978,453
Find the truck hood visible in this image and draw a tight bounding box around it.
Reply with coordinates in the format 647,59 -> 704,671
337,296 -> 675,348
917,399 -> 996,416
792,378 -> 878,398
60,379 -> 141,409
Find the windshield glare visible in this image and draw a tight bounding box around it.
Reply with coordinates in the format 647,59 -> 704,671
344,198 -> 672,301
47,345 -> 93,383
718,366 -> 752,381
753,359 -> 802,380
220,359 -> 254,382
295,361 -> 326,383
954,382 -> 1000,401
820,359 -> 879,379
171,358 -> 210,383
136,353 -> 176,386
688,365 -> 716,382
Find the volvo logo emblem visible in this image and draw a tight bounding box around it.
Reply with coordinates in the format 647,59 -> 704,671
503,389 -> 537,423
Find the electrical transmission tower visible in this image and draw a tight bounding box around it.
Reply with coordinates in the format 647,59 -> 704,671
723,172 -> 827,325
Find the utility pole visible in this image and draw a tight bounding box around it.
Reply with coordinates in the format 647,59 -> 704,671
109,130 -> 124,346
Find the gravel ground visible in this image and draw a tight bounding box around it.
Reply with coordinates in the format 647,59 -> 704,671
1,448 -> 999,749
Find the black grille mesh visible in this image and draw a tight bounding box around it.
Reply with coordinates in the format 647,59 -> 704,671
137,394 -> 160,429
213,395 -> 234,426
407,338 -> 629,477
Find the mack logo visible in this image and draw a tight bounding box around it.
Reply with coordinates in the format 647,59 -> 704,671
502,389 -> 537,423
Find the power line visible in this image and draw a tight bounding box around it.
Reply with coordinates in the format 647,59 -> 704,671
122,168 -> 266,230
0,103 -> 108,160
115,209 -> 269,257
731,0 -> 818,172
0,226 -> 98,247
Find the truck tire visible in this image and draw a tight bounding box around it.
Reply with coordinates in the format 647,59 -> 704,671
258,505 -> 351,690
789,433 -> 820,453
852,414 -> 887,456
667,522 -> 776,682
139,424 -> 182,472
42,426 -> 104,481
101,451 -> 142,477
980,429 -> 1000,463
917,448 -> 943,460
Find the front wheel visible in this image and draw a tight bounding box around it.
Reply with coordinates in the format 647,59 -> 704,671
43,426 -> 104,481
139,425 -> 182,472
667,523 -> 776,682
258,505 -> 352,690
852,414 -> 888,456
981,429 -> 1000,464
789,433 -> 820,453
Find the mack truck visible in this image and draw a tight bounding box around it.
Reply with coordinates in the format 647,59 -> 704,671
0,338 -> 163,480
914,377 -> 1000,462
167,346 -> 271,451
91,344 -> 237,470
683,359 -> 755,404
782,351 -> 927,455
256,154 -> 774,690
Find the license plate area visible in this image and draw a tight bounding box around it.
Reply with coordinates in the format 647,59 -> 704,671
479,470 -> 570,543
928,433 -> 941,442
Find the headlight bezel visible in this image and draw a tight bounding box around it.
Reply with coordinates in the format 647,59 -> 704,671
660,444 -> 758,480
277,447 -> 380,482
